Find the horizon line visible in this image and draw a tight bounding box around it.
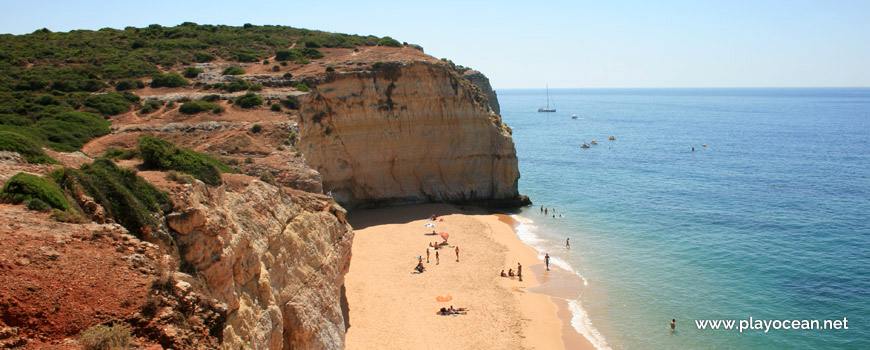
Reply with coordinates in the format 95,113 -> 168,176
494,86 -> 870,90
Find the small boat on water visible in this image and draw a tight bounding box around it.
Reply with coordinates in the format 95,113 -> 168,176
580,143 -> 591,148
608,136 -> 616,140
590,140 -> 598,145
572,114 -> 578,119
538,84 -> 556,112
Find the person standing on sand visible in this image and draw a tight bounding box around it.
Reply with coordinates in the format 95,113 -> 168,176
545,208 -> 548,215
426,249 -> 430,263
436,251 -> 440,265
545,253 -> 550,271
566,238 -> 570,248
540,205 -> 543,212
517,262 -> 523,282
455,246 -> 460,262
670,319 -> 676,332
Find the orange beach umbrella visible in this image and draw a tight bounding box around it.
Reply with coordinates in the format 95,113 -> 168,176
439,232 -> 449,242
435,294 -> 453,302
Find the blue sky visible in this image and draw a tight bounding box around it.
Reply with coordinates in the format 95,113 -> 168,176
2,0 -> 868,88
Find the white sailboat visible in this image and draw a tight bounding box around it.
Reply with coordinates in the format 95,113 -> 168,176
537,84 -> 556,112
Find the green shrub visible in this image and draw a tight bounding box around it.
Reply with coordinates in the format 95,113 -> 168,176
200,94 -> 221,102
137,136 -> 233,185
222,67 -> 245,75
260,171 -> 276,185
282,72 -> 292,79
248,84 -> 263,92
377,36 -> 402,47
166,170 -> 195,184
182,67 -> 204,78
50,160 -> 168,235
251,124 -> 262,133
303,38 -> 322,48
270,104 -> 281,112
179,101 -> 217,114
115,79 -> 145,91
0,131 -> 59,164
35,112 -> 111,151
274,49 -> 297,61
0,172 -> 71,210
271,65 -> 280,72
24,198 -> 52,212
150,73 -> 189,88
83,92 -> 136,116
79,322 -> 132,350
295,83 -> 310,92
212,106 -> 224,114
50,208 -> 88,223
195,52 -> 215,63
236,93 -> 263,108
103,148 -> 138,160
325,66 -> 335,72
224,79 -> 249,92
280,61 -> 288,66
140,100 -> 163,114
244,157 -> 253,164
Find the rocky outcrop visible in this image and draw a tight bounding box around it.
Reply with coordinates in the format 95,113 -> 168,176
297,62 -> 522,207
463,70 -> 500,115
167,180 -> 353,350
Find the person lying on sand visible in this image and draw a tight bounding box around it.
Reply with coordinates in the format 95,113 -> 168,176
439,307 -> 468,316
415,261 -> 425,273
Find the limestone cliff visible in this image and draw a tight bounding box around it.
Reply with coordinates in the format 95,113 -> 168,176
463,70 -> 500,115
297,62 -> 523,207
165,178 -> 353,350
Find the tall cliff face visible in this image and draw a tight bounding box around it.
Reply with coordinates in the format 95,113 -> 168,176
297,62 -> 521,207
165,179 -> 353,350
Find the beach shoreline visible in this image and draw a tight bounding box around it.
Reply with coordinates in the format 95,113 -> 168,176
343,204 -> 594,350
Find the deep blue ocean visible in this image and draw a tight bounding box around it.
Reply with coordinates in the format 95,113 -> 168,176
498,88 -> 870,349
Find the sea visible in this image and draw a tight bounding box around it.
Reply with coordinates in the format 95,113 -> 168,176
498,88 -> 870,350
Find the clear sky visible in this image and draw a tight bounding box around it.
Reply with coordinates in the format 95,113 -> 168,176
2,0 -> 868,89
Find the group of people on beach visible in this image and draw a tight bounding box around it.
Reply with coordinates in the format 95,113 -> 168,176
415,215 -> 460,273
499,262 -> 523,281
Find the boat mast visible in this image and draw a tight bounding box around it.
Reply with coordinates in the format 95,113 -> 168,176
546,84 -> 550,109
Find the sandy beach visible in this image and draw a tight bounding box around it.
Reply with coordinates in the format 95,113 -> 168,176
344,204 -> 594,350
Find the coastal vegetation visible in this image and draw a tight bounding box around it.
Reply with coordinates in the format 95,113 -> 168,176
0,172 -> 71,210
51,158 -> 169,236
0,23 -> 400,160
137,136 -> 234,185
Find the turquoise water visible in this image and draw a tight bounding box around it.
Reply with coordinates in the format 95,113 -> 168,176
499,88 -> 870,349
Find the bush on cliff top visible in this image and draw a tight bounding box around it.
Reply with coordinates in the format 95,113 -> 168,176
50,159 -> 169,235
222,66 -> 245,75
183,67 -> 204,78
0,131 -> 59,164
150,72 -> 189,88
235,92 -> 263,108
0,172 -> 71,210
137,136 -> 234,185
377,36 -> 402,47
79,322 -> 133,350
179,101 -> 218,114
